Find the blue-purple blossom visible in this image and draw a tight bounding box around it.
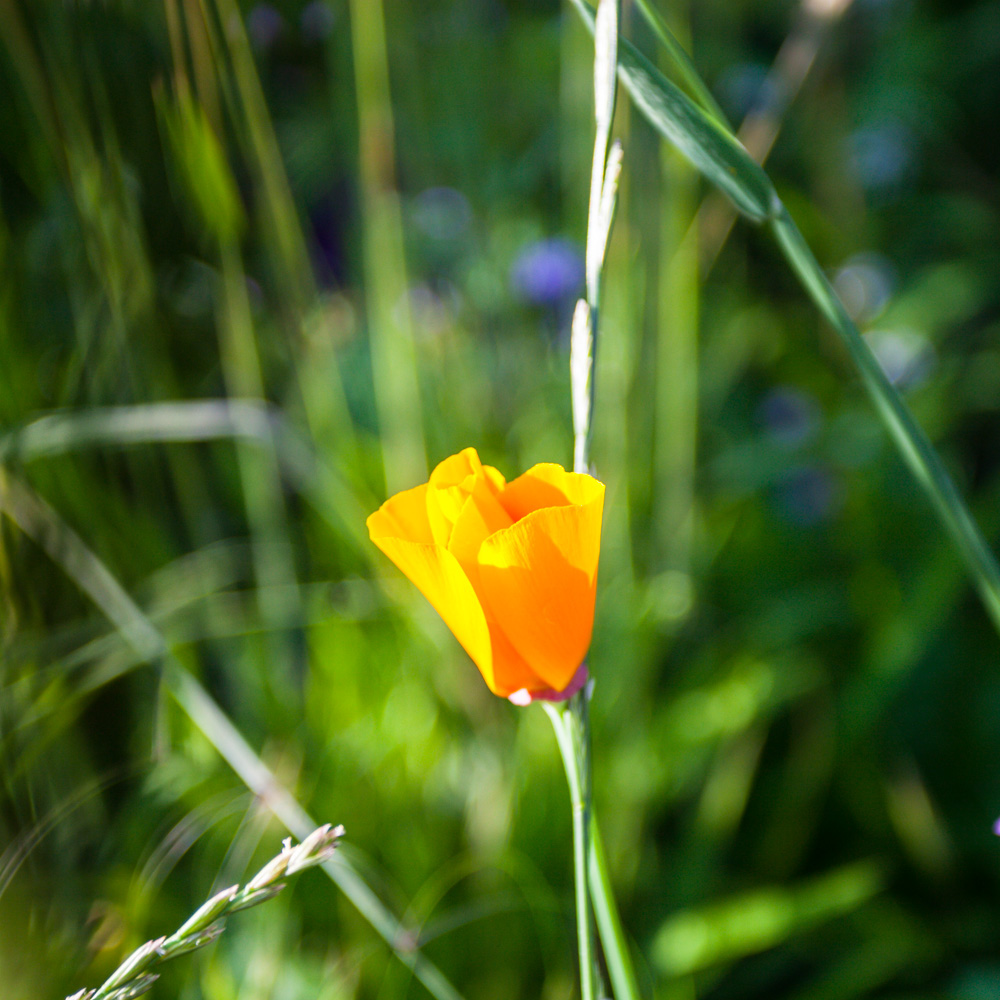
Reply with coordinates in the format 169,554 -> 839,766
773,464 -> 842,527
759,387 -> 820,449
247,4 -> 285,51
301,1 -> 335,42
510,238 -> 585,308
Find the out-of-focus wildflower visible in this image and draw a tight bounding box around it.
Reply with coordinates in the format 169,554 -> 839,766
848,120 -> 915,195
773,464 -> 842,526
759,387 -> 820,448
412,187 -> 473,243
301,1 -> 335,42
715,62 -> 772,120
864,328 -> 935,388
247,4 -> 285,51
510,237 -> 584,309
368,448 -> 604,704
412,188 -> 474,272
834,253 -> 896,324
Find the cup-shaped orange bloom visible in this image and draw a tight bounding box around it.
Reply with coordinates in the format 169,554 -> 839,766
367,448 -> 604,703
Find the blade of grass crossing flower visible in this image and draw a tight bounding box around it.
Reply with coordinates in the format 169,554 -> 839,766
769,207 -> 1000,633
567,0 -> 777,224
0,472 -> 467,1000
588,819 -> 641,1000
631,0 -> 731,130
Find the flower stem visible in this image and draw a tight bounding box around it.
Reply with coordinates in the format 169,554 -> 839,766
544,694 -> 599,1000
588,817 -> 641,1000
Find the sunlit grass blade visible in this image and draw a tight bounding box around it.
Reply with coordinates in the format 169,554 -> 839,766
0,471 -> 467,1000
348,0 -> 428,493
0,401 -> 371,552
567,0 -> 777,223
631,0 -> 731,129
651,860 -> 883,978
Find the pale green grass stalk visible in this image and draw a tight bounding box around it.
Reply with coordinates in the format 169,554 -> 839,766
349,0 -> 427,494
65,824 -> 344,1000
565,5 -> 621,1000
0,470 -> 466,1000
543,700 -> 597,1000
655,1 -> 699,575
217,242 -> 305,689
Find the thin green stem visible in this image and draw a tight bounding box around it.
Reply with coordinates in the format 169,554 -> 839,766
769,207 -> 1000,634
544,698 -> 598,1000
589,818 -> 641,1000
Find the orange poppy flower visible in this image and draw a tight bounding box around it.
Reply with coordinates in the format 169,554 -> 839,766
367,448 -> 604,703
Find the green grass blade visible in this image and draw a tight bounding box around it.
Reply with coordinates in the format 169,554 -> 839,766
567,0 -> 777,223
651,860 -> 883,977
631,0 -> 732,129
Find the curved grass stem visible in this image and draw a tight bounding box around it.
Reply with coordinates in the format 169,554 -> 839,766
544,696 -> 599,1000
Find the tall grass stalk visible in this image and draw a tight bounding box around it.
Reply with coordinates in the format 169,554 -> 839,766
349,0 -> 427,493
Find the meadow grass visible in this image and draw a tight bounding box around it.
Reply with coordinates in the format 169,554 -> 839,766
3,2 -> 1000,1000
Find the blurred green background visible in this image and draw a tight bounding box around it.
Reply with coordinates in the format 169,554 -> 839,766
4,0 -> 1000,998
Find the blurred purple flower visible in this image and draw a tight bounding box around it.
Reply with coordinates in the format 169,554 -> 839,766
412,187 -> 473,243
301,1 -> 336,42
834,253 -> 896,324
773,464 -> 842,526
510,237 -> 584,308
247,4 -> 285,51
864,328 -> 935,389
759,387 -> 820,448
715,62 -> 775,120
848,121 -> 915,194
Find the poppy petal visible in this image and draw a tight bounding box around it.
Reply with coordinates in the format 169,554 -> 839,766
426,478 -> 474,545
366,527 -> 496,684
477,480 -> 604,691
448,475 -> 514,584
500,463 -> 600,520
367,483 -> 434,545
429,447 -> 482,487
487,623 -> 550,698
